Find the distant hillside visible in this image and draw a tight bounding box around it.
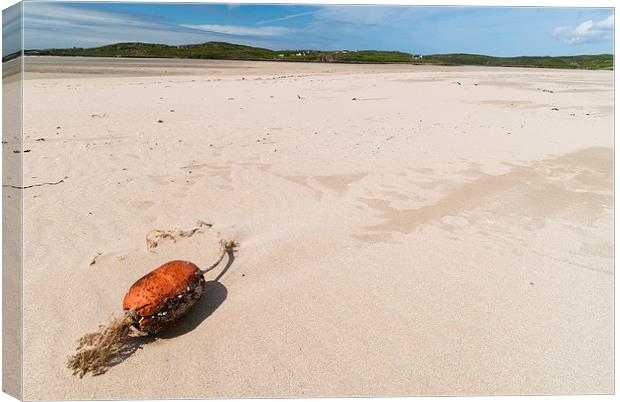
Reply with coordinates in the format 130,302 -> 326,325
2,50 -> 22,63
20,41 -> 613,70
25,42 -> 279,61
23,42 -> 402,63
419,53 -> 613,70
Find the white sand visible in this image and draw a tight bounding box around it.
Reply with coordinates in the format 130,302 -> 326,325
15,57 -> 613,398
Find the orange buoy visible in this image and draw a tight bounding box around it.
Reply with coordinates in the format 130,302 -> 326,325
123,260 -> 206,334
67,239 -> 236,377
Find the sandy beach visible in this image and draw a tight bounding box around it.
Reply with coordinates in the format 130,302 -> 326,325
14,56 -> 613,398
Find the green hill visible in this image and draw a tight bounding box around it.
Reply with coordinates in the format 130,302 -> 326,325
25,42 -> 278,60
23,42 -> 413,63
419,53 -> 613,70
21,42 -> 613,70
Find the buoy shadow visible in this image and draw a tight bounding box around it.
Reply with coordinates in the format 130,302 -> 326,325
158,280 -> 228,339
102,280 -> 228,373
159,246 -> 235,338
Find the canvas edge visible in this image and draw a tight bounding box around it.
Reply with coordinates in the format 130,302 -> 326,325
2,1 -> 24,400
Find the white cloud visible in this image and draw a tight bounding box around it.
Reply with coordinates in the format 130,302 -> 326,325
257,11 -> 317,25
20,2 -> 309,52
181,24 -> 292,37
23,2 -> 200,48
597,13 -> 614,29
25,3 -> 155,29
553,14 -> 613,44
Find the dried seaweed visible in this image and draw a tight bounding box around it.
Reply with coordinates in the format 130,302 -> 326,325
89,252 -> 102,266
2,176 -> 67,190
67,312 -> 138,378
145,220 -> 212,251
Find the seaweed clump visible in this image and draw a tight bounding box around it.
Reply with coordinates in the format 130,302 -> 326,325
67,311 -> 139,377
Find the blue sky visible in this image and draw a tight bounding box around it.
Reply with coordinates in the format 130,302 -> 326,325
5,2 -> 614,57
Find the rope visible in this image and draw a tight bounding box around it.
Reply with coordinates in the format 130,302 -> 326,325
201,239 -> 236,274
